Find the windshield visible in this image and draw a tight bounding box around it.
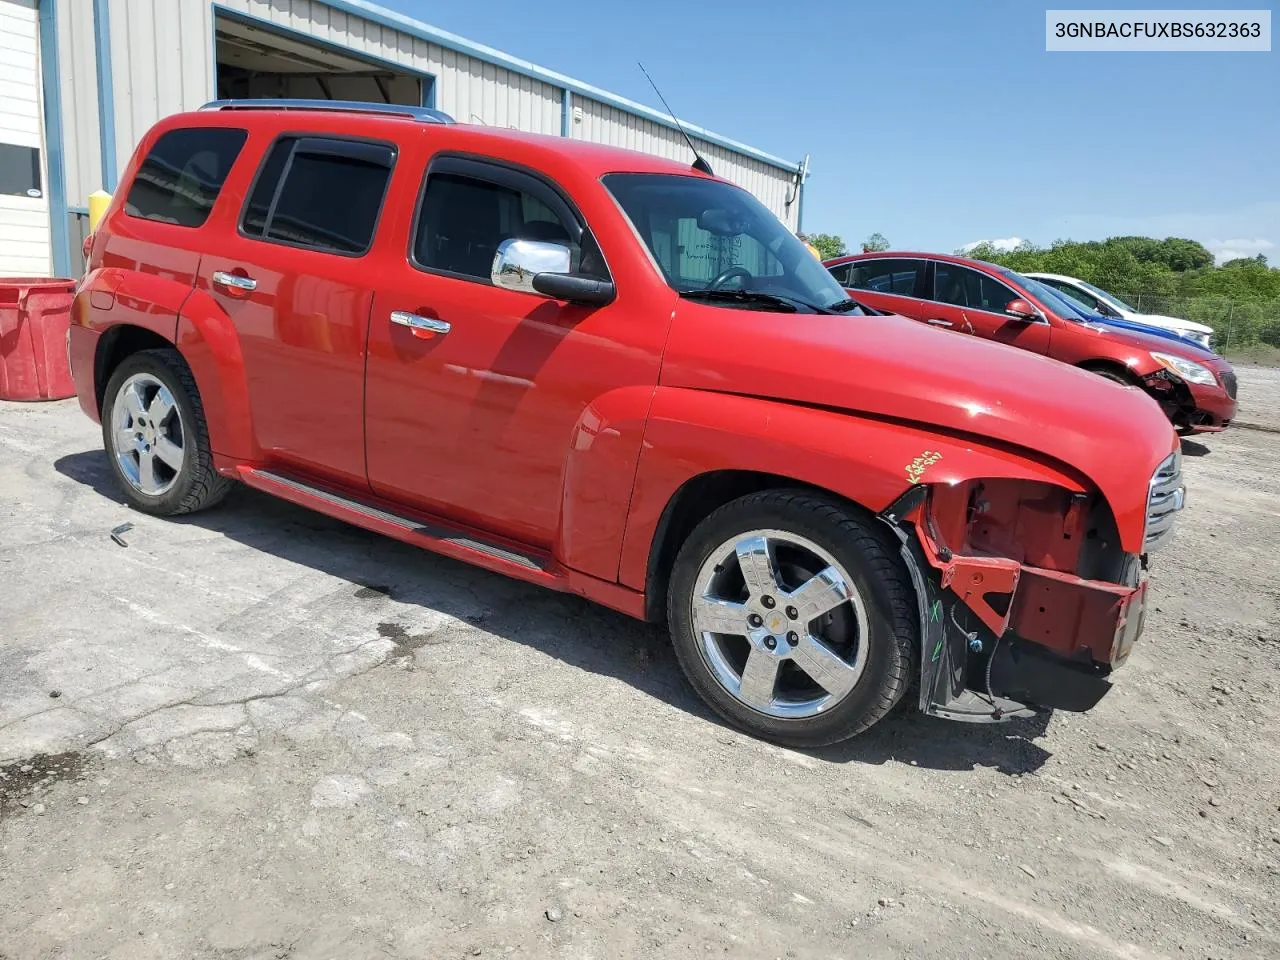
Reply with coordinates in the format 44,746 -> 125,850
1002,270 -> 1096,322
603,173 -> 851,311
1075,279 -> 1136,313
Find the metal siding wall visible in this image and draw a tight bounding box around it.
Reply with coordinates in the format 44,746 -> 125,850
0,0 -> 51,276
67,0 -> 793,221
55,0 -> 101,208
223,0 -> 562,133
105,0 -> 212,188
571,95 -> 798,229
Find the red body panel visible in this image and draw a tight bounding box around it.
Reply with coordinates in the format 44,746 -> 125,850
69,108 -> 1183,694
362,131 -> 674,558
830,251 -> 1237,432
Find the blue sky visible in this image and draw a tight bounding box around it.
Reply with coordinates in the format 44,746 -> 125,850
398,0 -> 1278,262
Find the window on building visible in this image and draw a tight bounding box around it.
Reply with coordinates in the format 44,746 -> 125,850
125,127 -> 247,227
0,143 -> 42,198
241,136 -> 395,255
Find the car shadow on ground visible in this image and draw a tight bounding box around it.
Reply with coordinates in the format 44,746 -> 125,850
53,449 -> 1052,775
1180,437 -> 1211,457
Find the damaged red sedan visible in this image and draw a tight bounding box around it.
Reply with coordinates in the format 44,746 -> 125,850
72,102 -> 1184,747
827,251 -> 1238,434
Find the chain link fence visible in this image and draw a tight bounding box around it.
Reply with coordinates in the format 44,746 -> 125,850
1116,293 -> 1280,352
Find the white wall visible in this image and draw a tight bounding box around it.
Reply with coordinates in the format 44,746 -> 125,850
0,0 -> 51,277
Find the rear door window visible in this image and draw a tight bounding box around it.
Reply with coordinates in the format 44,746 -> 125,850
933,263 -> 1018,313
846,258 -> 922,296
241,136 -> 395,256
125,127 -> 248,227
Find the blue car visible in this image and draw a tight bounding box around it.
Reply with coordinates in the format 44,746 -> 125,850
1022,279 -> 1211,352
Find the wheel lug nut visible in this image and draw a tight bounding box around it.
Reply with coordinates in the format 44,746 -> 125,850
761,596 -> 776,609
786,632 -> 798,645
786,606 -> 798,620
747,614 -> 763,628
764,636 -> 777,650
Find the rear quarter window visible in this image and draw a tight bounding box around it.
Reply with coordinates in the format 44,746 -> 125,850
240,136 -> 395,256
124,127 -> 248,228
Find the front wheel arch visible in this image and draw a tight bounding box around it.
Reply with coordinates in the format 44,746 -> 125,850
1078,360 -> 1143,387
643,471 -> 837,622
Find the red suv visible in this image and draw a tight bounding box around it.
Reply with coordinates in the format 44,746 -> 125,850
71,100 -> 1183,747
826,252 -> 1237,434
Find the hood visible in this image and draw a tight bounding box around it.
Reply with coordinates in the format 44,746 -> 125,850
1071,317 -> 1219,361
1128,312 -> 1214,335
662,302 -> 1177,512
1084,316 -> 1217,354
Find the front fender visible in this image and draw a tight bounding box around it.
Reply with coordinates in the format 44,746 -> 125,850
617,388 -> 1090,592
175,286 -> 258,463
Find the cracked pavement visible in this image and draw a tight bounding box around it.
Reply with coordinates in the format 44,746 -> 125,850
2,386 -> 1279,959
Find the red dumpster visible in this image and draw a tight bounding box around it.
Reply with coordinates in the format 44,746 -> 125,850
0,278 -> 78,401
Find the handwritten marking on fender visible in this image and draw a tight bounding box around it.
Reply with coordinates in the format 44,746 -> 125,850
905,451 -> 943,484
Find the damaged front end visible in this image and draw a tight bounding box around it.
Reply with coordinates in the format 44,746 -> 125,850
878,467 -> 1180,723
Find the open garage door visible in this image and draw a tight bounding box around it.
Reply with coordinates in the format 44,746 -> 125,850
214,13 -> 428,107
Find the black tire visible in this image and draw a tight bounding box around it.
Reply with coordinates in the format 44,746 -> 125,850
666,490 -> 918,748
101,348 -> 234,516
1085,365 -> 1136,386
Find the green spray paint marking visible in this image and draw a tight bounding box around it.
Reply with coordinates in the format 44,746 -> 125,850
932,637 -> 944,662
929,599 -> 942,623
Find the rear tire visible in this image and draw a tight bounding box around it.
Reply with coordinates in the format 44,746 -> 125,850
102,348 -> 233,516
666,490 -> 918,748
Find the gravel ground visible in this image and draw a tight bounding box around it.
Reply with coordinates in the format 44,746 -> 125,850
1,374 -> 1277,960
1231,364 -> 1280,431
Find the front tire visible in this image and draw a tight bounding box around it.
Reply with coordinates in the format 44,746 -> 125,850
102,348 -> 233,516
666,490 -> 918,748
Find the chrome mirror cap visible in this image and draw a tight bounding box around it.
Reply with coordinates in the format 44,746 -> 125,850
491,238 -> 572,295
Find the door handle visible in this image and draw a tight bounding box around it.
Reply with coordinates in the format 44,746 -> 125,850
926,318 -> 954,327
390,311 -> 451,336
212,271 -> 257,292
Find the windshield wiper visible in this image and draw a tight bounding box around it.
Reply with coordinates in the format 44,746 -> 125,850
679,289 -> 799,312
827,297 -> 874,314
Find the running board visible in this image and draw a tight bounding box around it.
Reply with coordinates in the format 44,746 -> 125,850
238,467 -> 555,582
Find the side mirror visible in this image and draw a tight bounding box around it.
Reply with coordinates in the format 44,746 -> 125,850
490,238 -> 614,305
1005,298 -> 1042,321
1097,302 -> 1119,318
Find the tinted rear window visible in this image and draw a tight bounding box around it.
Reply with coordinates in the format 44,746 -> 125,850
847,258 -> 921,296
241,136 -> 395,255
125,127 -> 247,228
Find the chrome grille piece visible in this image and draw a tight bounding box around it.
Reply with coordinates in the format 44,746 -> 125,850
1220,369 -> 1237,399
1144,451 -> 1185,551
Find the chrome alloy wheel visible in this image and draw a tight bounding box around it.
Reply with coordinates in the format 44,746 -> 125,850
691,529 -> 869,719
110,373 -> 185,496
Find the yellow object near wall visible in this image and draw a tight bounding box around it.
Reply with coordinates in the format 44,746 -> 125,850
87,190 -> 112,231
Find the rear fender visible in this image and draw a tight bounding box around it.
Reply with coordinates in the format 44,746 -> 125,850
618,388 -> 1089,592
175,285 -> 258,463
75,267 -> 183,342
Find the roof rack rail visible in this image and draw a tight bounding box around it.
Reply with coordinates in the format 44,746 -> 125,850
199,98 -> 455,125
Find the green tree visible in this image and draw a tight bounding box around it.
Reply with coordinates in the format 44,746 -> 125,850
801,233 -> 847,260
965,235 -> 1280,348
862,232 -> 890,253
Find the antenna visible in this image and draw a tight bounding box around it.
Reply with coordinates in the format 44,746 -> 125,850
638,62 -> 714,176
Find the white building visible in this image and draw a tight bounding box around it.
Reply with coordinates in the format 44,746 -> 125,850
1,0 -> 809,278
